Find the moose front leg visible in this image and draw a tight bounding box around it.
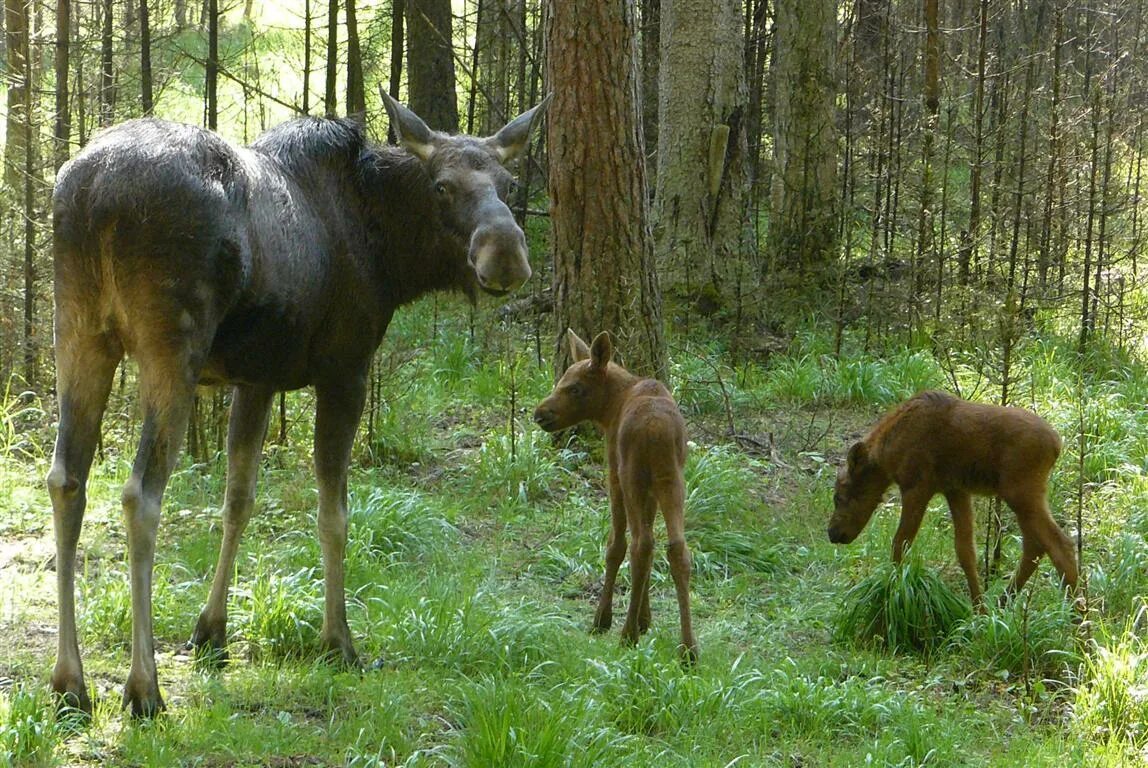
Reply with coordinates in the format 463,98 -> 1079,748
891,486 -> 932,563
313,377 -> 368,667
594,469 -> 628,633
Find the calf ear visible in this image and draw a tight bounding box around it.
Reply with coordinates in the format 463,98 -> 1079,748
846,442 -> 868,472
487,93 -> 553,164
380,87 -> 437,162
589,331 -> 614,371
567,328 -> 591,362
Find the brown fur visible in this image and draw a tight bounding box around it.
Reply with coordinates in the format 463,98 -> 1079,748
533,330 -> 698,662
828,390 -> 1079,605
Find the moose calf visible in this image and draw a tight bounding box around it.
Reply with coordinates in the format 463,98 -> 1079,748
534,330 -> 698,662
828,390 -> 1079,606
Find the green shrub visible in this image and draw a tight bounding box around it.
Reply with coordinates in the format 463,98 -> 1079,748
835,557 -> 971,653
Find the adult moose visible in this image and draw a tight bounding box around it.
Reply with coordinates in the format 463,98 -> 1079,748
828,390 -> 1079,606
47,91 -> 550,717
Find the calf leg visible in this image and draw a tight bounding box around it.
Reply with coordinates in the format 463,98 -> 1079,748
891,486 -> 932,563
313,376 -> 368,666
945,491 -> 983,606
593,471 -> 628,633
1004,488 -> 1078,599
659,476 -> 697,663
47,328 -> 122,714
620,486 -> 656,647
189,385 -> 274,662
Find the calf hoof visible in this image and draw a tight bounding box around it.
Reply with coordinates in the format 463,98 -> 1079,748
679,642 -> 699,667
122,678 -> 165,719
591,609 -> 612,634
320,633 -> 361,670
620,622 -> 641,647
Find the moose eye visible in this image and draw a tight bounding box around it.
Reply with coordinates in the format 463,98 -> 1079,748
434,181 -> 450,197
568,382 -> 585,398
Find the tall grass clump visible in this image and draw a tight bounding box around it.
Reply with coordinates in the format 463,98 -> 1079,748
442,675 -> 614,767
0,685 -> 58,766
949,597 -> 1081,679
684,445 -> 781,579
233,562 -> 324,661
1072,621 -> 1148,752
474,428 -> 563,508
835,556 -> 971,653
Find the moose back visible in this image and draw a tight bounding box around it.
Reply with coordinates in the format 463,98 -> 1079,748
46,92 -> 549,717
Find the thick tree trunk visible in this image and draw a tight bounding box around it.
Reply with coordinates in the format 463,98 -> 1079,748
54,0 -> 70,171
544,0 -> 666,379
768,0 -> 838,279
407,0 -> 459,131
653,0 -> 751,318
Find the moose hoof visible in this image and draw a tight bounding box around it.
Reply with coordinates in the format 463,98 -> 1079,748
122,677 -> 165,719
679,642 -> 699,667
187,617 -> 229,668
50,675 -> 92,718
591,611 -> 612,634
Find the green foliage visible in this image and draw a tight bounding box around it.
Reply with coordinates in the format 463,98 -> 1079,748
949,597 -> 1081,679
233,563 -> 324,662
0,685 -> 58,766
835,556 -> 971,653
1073,623 -> 1148,752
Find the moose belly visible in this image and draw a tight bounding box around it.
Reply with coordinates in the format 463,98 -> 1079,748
202,305 -> 313,390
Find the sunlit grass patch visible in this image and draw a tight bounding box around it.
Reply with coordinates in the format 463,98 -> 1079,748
232,562 -> 323,662
1071,619 -> 1148,751
0,684 -> 59,766
835,556 -> 971,653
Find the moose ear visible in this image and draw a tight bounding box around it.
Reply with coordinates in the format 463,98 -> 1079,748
566,328 -> 591,362
487,93 -> 553,164
846,442 -> 868,472
379,86 -> 437,162
589,331 -> 614,371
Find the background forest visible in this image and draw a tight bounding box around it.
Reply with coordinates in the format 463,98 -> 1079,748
2,0 -> 1148,766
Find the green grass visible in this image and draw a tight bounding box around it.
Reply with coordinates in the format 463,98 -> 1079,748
5,304 -> 1148,766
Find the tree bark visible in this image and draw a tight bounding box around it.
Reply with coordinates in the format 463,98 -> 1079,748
407,0 -> 458,131
768,0 -> 838,279
544,0 -> 666,379
325,0 -> 338,116
346,0 -> 365,114
140,0 -> 153,115
653,0 -> 751,318
54,0 -> 70,171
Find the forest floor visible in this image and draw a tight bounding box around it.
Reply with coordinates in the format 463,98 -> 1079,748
1,300 -> 1145,767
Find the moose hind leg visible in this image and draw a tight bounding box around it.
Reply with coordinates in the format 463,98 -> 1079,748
594,473 -> 628,633
47,330 -> 122,714
660,477 -> 697,663
620,486 -> 656,647
121,349 -> 202,717
189,385 -> 274,663
313,377 -> 369,666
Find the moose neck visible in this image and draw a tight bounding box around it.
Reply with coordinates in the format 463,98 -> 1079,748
595,366 -> 644,437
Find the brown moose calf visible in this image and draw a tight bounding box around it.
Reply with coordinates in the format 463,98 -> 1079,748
828,390 -> 1078,606
534,330 -> 698,662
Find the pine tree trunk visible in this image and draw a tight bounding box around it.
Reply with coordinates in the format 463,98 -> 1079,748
325,0 -> 338,116
544,0 -> 665,379
54,0 -> 70,171
346,0 -> 365,114
407,0 -> 459,131
653,0 -> 751,320
768,0 -> 838,280
140,0 -> 153,115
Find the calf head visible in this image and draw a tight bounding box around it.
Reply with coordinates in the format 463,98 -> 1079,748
828,441 -> 891,544
534,330 -> 615,433
381,89 -> 551,296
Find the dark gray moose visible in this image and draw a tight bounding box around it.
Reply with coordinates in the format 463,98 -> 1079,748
47,92 -> 549,717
